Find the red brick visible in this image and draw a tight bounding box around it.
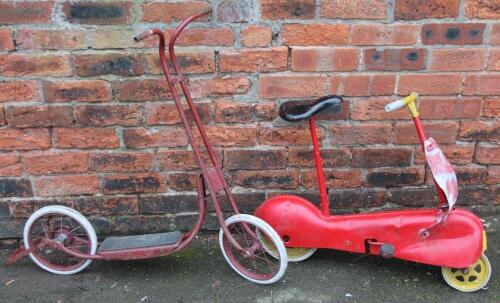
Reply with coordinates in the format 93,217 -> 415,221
430,48 -> 486,71
5,105 -> 73,128
216,0 -> 252,22
241,26 -> 272,47
142,1 -> 210,22
145,51 -> 214,75
371,75 -> 397,96
488,49 -> 500,71
463,74 -> 500,95
352,147 -> 413,168
89,30 -> 143,49
196,126 -> 257,147
259,75 -> 328,98
0,81 -> 40,102
44,80 -> 112,102
90,152 -> 153,172
415,144 -> 475,165
395,0 -> 459,20
491,24 -> 500,45
255,102 -> 278,121
259,125 -> 323,145
215,100 -> 255,123
114,79 -> 173,102
0,29 -> 14,51
332,75 -> 388,97
234,170 -> 299,189
288,147 -> 351,168
486,166 -> 500,185
291,47 -> 359,72
351,98 -> 408,120
16,30 -> 86,50
419,97 -> 482,119
0,1 -> 53,24
0,129 -> 51,150
301,169 -> 362,189
0,54 -> 72,77
366,167 -> 425,187
397,74 -> 463,95
34,175 -> 100,197
123,127 -> 188,148
476,144 -> 500,164
422,23 -> 485,45
0,155 -> 21,177
103,173 -> 166,194
465,0 -> 500,19
483,98 -> 500,118
157,150 -> 222,171
0,108 -> 5,126
364,48 -> 426,71
282,24 -> 350,46
331,123 -> 393,145
350,24 -> 419,46
394,122 -> 458,144
459,121 -> 499,142
321,0 -> 388,19
75,53 -> 144,77
191,77 -> 251,98
224,149 -> 286,170
145,28 -> 233,47
23,152 -> 88,175
145,102 -> 212,125
54,127 -> 120,149
220,47 -> 288,72
345,75 -> 371,96
168,172 -> 199,191
261,0 -> 315,20
75,104 -> 142,126
62,1 -> 133,25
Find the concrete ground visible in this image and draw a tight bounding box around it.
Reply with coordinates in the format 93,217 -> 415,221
0,216 -> 498,303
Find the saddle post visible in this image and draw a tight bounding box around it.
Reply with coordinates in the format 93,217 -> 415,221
308,116 -> 329,215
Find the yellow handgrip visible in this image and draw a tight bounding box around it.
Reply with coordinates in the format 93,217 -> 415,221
403,92 -> 419,118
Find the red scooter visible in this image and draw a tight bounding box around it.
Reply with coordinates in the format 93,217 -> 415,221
6,9 -> 288,285
255,93 -> 492,292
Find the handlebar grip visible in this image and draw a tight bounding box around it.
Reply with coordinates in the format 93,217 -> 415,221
134,30 -> 154,42
385,99 -> 406,112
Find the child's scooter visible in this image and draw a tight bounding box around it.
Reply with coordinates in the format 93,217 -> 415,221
254,93 -> 491,292
6,9 -> 288,285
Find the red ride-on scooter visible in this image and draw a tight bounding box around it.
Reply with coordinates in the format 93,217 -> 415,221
6,9 -> 288,285
255,93 -> 492,292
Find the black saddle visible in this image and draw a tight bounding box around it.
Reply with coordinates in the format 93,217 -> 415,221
279,96 -> 343,122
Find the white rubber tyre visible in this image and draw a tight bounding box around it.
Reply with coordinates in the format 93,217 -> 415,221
23,205 -> 97,275
219,214 -> 288,284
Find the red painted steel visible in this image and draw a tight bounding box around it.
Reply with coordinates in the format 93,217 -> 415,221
308,117 -> 329,216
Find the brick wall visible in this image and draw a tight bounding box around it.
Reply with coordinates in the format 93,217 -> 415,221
0,0 -> 498,238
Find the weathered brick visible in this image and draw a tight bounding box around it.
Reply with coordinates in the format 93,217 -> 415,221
0,129 -> 51,150
217,0 -> 253,22
301,169 -> 362,189
9,198 -> 70,218
191,77 -> 252,98
350,24 -> 419,46
488,49 -> 500,71
282,24 -> 350,46
215,100 -> 255,123
35,175 -> 99,197
457,186 -> 493,206
75,104 -> 142,126
463,74 -> 500,95
145,51 -> 214,75
422,23 -> 485,45
321,0 -> 388,19
389,187 -> 439,207
259,125 -> 323,145
157,150 -> 222,171
90,152 -> 153,172
54,127 -> 120,149
0,1 -> 53,24
329,189 -> 387,208
147,28 -> 233,47
491,24 -> 500,45
394,122 -> 458,144
351,98 -> 408,120
291,47 -> 359,72
0,29 -> 14,51
261,0 -> 315,20
196,126 -> 257,147
89,30 -> 143,49
438,166 -> 487,186
419,97 -> 482,119
367,167 -> 425,187
142,1 -> 210,23
220,47 -> 288,72
62,1 -> 132,25
74,195 -> 138,215
288,147 -> 351,168
395,0 -> 460,20
483,98 -> 500,118
123,127 -> 188,148
44,80 -> 112,102
486,166 -> 500,185
241,25 -> 272,47
224,149 -> 285,170
0,108 -> 5,126
0,179 -> 32,197
74,53 -> 144,77
259,75 -> 328,98
364,48 -> 426,71
234,170 -> 299,189
109,215 -> 174,234
168,172 -> 199,191
331,123 -> 392,144
0,54 -> 72,77
145,102 -> 212,125
0,81 -> 40,103
0,155 -> 21,177
23,152 -> 88,175
139,194 -> 198,214
255,102 -> 278,121
414,144 -> 475,165
465,0 -> 500,19
5,105 -> 73,128
459,121 -> 499,142
397,74 -> 463,95
430,48 -> 486,71
103,173 -> 166,194
352,147 -> 413,168
113,79 -> 172,101
16,30 -> 86,50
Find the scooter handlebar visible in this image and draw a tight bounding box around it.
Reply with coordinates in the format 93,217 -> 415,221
134,30 -> 154,42
385,93 -> 418,113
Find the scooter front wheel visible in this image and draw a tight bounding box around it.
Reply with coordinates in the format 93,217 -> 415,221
256,229 -> 317,262
24,205 -> 97,275
441,254 -> 491,292
219,214 -> 287,284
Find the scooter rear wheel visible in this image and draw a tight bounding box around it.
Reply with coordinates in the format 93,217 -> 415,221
219,214 -> 287,284
256,230 -> 317,262
441,254 -> 491,292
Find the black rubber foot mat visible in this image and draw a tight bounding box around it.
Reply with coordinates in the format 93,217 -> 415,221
98,231 -> 181,252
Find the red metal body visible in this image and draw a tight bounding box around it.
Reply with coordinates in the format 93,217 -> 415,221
255,113 -> 485,268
